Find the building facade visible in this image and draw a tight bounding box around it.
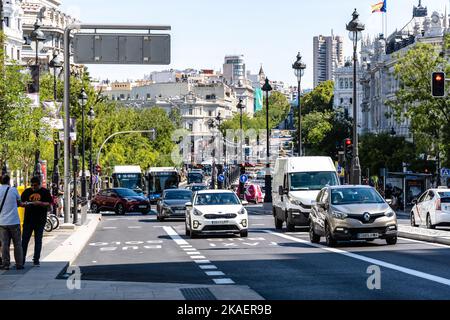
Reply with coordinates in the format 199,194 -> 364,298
3,0 -> 24,62
313,33 -> 344,88
359,2 -> 449,139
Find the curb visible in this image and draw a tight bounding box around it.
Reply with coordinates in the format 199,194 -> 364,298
398,226 -> 450,246
42,214 -> 102,265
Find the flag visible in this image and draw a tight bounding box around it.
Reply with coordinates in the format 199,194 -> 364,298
371,0 -> 386,13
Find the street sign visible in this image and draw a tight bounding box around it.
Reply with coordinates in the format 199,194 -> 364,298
240,175 -> 248,184
441,168 -> 450,177
74,33 -> 171,65
218,174 -> 225,183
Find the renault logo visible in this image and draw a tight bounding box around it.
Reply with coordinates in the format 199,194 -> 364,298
363,212 -> 371,222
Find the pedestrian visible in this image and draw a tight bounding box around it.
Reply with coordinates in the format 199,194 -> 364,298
0,175 -> 24,270
21,176 -> 52,267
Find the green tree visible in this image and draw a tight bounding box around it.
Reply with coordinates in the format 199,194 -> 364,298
388,34 -> 450,167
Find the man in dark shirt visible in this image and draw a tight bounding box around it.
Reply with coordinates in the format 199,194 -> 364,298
21,177 -> 52,266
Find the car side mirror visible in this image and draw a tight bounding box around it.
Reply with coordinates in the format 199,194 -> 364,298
185,202 -> 192,208
242,200 -> 249,206
278,186 -> 287,196
386,199 -> 393,205
412,199 -> 418,205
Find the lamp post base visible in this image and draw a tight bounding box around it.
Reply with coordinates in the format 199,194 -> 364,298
264,165 -> 272,203
351,157 -> 362,185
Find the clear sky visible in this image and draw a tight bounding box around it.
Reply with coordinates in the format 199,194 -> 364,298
61,0 -> 449,89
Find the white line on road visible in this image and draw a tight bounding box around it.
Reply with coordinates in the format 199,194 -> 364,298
103,227 -> 117,230
213,278 -> 235,285
399,237 -> 450,248
186,252 -> 202,255
194,260 -> 211,264
162,226 -> 189,246
206,271 -> 225,276
128,226 -> 142,229
199,265 -> 218,270
266,230 -> 450,287
183,248 -> 197,251
190,256 -> 207,259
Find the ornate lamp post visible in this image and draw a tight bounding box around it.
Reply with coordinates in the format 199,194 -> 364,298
292,53 -> 306,156
88,106 -> 95,200
346,9 -> 365,185
30,19 -> 46,180
78,88 -> 88,201
262,78 -> 273,203
236,99 -> 246,199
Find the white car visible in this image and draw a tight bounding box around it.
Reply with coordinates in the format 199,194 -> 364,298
185,190 -> 249,238
411,187 -> 450,229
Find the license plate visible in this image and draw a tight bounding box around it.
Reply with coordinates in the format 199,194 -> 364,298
139,205 -> 147,209
175,210 -> 185,214
211,220 -> 229,225
357,233 -> 379,239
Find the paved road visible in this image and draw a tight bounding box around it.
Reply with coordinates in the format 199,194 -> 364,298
74,205 -> 450,300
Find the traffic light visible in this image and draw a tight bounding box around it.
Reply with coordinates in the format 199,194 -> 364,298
431,72 -> 446,97
344,138 -> 353,162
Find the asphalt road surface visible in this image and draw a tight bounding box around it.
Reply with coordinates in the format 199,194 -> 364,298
73,205 -> 450,300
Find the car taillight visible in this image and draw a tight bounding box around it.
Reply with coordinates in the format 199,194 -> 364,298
436,199 -> 441,211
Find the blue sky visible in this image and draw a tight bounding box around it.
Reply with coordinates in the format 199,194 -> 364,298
61,0 -> 449,89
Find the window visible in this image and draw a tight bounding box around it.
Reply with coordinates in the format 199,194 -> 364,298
4,17 -> 9,28
425,191 -> 434,202
188,123 -> 193,131
189,108 -> 193,115
349,98 -> 353,105
208,110 -> 213,117
340,98 -> 343,104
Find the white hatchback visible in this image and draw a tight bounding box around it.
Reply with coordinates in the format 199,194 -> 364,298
185,190 -> 249,238
411,188 -> 450,229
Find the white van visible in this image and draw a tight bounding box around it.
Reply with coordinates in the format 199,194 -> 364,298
272,157 -> 340,231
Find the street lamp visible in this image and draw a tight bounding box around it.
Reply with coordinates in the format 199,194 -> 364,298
30,19 -> 46,181
88,106 -> 95,200
346,8 -> 365,185
49,51 -> 63,201
292,52 -> 306,157
78,88 -> 88,201
236,99 -> 246,199
262,78 -> 273,203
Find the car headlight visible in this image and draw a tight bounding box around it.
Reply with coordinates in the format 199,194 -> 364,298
238,208 -> 247,215
288,196 -> 303,206
331,210 -> 348,220
385,209 -> 395,218
193,209 -> 203,216
125,198 -> 137,202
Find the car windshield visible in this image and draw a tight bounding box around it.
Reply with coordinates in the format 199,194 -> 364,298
115,189 -> 139,197
290,172 -> 339,191
331,188 -> 385,205
195,193 -> 241,206
165,191 -> 192,200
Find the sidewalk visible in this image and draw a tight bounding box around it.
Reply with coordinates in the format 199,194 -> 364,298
0,214 -> 263,300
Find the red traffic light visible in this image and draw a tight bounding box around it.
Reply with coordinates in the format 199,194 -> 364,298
345,138 -> 352,146
432,72 -> 446,97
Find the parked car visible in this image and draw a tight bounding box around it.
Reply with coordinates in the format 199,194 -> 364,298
309,185 -> 398,246
157,189 -> 193,221
411,187 -> 450,229
185,190 -> 249,238
244,183 -> 263,203
91,188 -> 151,215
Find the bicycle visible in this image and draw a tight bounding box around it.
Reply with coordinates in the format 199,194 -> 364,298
44,214 -> 60,232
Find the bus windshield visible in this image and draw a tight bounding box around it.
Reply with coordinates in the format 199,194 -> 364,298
113,173 -> 143,191
148,172 -> 179,194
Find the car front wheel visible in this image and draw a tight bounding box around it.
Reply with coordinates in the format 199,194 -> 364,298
90,203 -> 100,214
309,221 -> 320,244
386,236 -> 397,245
325,223 -> 337,247
411,212 -> 418,227
115,204 -> 125,215
240,230 -> 248,238
185,223 -> 191,236
426,214 -> 435,229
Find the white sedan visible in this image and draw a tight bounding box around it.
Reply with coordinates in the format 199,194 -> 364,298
411,187 -> 450,229
185,190 -> 249,238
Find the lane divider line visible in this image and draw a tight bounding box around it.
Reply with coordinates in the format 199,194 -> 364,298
162,226 -> 235,285
265,230 -> 450,287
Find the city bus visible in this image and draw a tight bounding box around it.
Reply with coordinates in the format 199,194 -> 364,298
146,167 -> 180,203
112,165 -> 145,196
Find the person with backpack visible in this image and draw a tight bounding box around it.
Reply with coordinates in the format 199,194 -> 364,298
21,176 -> 52,267
0,175 -> 24,270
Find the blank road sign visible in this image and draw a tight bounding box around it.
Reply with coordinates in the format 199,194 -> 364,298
74,33 -> 171,65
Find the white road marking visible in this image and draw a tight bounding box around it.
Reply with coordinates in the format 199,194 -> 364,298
252,224 -> 266,226
180,245 -> 192,248
103,227 -> 117,230
213,278 -> 235,285
186,252 -> 202,255
122,246 -> 139,251
191,256 -> 207,259
125,241 -> 144,245
266,230 -> 450,287
194,260 -> 211,264
206,271 -> 225,276
100,247 -> 117,252
89,242 -> 109,247
128,226 -> 142,229
243,242 -> 260,246
399,237 -> 450,248
146,240 -> 163,244
183,248 -> 197,251
144,245 -> 162,249
209,244 -> 217,247
92,261 -> 97,263
162,226 -> 189,245
199,265 -> 218,270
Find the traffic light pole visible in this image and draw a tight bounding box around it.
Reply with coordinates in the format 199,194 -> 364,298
351,36 -> 361,185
